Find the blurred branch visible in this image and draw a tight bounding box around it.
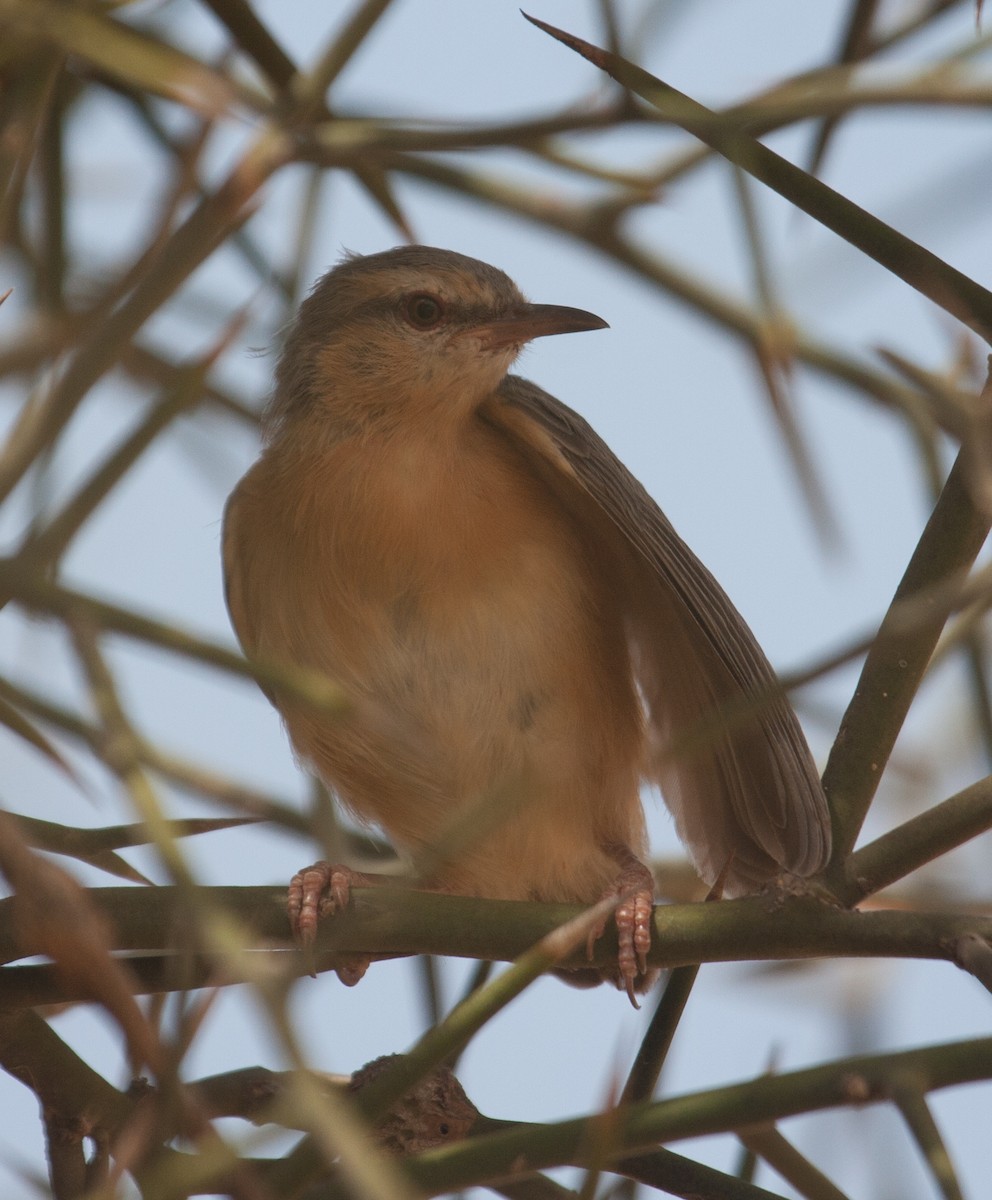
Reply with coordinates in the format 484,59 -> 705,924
204,0 -> 411,237
610,1150 -> 788,1200
0,1008 -> 323,1199
303,106 -> 637,156
806,0 -> 881,178
12,812 -> 258,856
737,1125 -> 850,1200
890,1076 -> 964,1200
16,342 -> 234,572
0,1008 -> 132,1142
0,562 -> 349,715
0,0 -> 254,113
6,1006 -> 984,1200
524,16 -> 992,343
0,670 -> 311,833
36,70 -> 68,316
293,65 -> 992,167
0,47 -> 63,250
121,341 -> 258,423
68,618 -> 201,901
620,965 -> 697,1104
613,37 -> 992,193
870,0 -> 968,52
8,812 -> 258,886
730,163 -> 840,549
734,60 -> 992,132
0,686 -> 79,781
291,0 -> 397,117
391,1036 -> 992,1199
0,128 -> 288,506
201,0 -> 298,91
0,813 -> 163,1072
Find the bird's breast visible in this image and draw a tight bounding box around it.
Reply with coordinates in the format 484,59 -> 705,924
227,418 -> 616,701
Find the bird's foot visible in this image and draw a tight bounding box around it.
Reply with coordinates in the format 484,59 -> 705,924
287,860 -> 373,986
587,849 -> 657,1005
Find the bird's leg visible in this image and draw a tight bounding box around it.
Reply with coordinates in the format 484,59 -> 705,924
587,844 -> 656,1003
288,860 -> 384,986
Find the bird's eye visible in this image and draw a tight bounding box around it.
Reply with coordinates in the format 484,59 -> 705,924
404,293 -> 445,330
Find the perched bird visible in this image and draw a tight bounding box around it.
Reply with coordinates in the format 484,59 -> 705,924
223,246 -> 831,997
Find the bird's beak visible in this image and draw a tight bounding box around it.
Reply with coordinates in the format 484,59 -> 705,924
472,303 -> 609,351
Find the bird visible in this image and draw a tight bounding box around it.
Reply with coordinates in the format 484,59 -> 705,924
222,245 -> 831,998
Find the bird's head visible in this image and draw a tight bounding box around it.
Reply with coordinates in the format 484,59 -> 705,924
268,245 -> 607,436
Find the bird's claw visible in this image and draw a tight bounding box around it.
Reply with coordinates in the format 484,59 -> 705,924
586,878 -> 655,1007
287,860 -> 370,985
288,860 -> 344,946
616,887 -> 653,979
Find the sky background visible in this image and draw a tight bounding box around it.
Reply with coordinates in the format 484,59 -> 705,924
1,1 -> 991,1196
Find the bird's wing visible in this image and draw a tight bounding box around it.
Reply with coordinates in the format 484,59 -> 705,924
484,375 -> 830,895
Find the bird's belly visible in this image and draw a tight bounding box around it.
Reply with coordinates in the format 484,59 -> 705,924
303,509 -> 609,789
280,431 -> 603,720
234,431 -> 646,901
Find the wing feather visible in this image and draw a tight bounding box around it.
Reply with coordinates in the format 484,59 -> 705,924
485,376 -> 830,895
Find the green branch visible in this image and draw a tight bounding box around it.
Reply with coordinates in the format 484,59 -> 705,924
820,439 -> 992,868
1,887 -> 989,986
844,773 -> 992,903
